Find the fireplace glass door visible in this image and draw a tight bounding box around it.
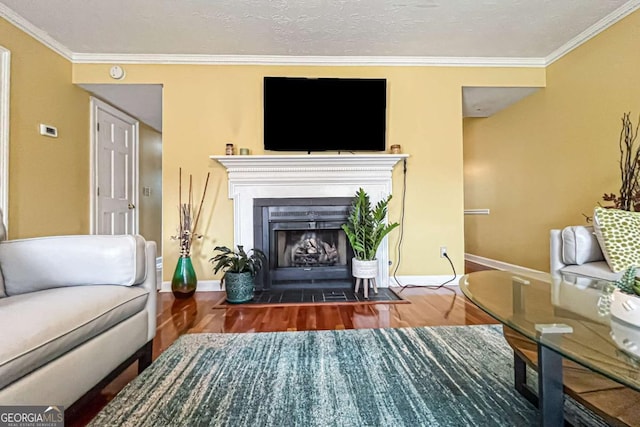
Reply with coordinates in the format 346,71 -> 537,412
275,228 -> 347,268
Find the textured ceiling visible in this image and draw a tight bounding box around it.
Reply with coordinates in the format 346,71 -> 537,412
0,0 -> 636,59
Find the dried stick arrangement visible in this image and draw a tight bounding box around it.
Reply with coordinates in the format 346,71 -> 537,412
173,168 -> 210,257
602,113 -> 640,211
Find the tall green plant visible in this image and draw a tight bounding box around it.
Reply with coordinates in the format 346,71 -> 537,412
341,188 -> 399,260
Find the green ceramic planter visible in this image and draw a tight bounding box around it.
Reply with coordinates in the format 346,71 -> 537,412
171,256 -> 197,299
224,271 -> 255,303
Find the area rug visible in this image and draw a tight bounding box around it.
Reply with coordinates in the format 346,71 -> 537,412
89,325 -> 607,426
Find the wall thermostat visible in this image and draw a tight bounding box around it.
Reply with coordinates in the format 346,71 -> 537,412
109,65 -> 126,80
39,124 -> 58,138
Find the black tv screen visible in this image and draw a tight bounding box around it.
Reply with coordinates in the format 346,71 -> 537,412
264,77 -> 387,152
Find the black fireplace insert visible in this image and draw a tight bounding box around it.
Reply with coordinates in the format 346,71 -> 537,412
253,197 -> 354,290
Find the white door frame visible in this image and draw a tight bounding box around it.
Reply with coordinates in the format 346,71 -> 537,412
89,96 -> 140,234
0,46 -> 10,232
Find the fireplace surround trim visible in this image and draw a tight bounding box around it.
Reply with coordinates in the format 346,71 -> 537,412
211,154 -> 408,287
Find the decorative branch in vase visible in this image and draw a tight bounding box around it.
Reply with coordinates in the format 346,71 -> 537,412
585,113 -> 640,222
171,168 -> 210,298
603,112 -> 640,211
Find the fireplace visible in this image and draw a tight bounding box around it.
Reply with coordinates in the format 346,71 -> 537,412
211,154 -> 407,290
254,198 -> 354,290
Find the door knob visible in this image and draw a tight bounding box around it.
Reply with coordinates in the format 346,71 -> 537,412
128,203 -> 135,209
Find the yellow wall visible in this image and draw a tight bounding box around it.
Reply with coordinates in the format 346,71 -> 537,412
1,19 -> 90,238
138,122 -> 162,251
73,63 -> 544,281
7,8 -> 638,279
464,10 -> 640,272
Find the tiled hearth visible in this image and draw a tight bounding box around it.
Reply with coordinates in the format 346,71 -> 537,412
211,154 -> 407,288
251,287 -> 404,304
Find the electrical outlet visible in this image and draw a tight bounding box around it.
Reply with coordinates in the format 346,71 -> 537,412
440,246 -> 447,258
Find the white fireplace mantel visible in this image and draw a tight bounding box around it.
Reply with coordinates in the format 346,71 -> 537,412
210,154 -> 408,287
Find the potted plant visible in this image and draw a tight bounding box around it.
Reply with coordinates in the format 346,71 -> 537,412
341,188 -> 399,297
210,245 -> 267,303
601,266 -> 640,327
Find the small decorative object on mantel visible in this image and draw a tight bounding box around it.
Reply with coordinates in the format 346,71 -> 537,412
171,168 -> 210,299
210,245 -> 266,303
390,144 -> 402,154
239,148 -> 250,155
342,188 -> 399,299
225,143 -> 235,155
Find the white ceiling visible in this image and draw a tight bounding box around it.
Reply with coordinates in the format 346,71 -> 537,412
2,0 -> 639,128
462,87 -> 540,118
78,84 -> 163,131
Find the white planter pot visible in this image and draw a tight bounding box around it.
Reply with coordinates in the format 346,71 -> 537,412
610,289 -> 640,327
352,258 -> 378,279
610,317 -> 640,357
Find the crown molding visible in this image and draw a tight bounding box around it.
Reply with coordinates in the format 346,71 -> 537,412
0,4 -> 72,61
71,52 -> 546,68
545,0 -> 640,66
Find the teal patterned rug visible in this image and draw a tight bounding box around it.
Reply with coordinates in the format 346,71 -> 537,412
89,325 -> 606,426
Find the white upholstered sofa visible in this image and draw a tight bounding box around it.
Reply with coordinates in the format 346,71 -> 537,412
0,214 -> 156,415
550,225 -> 622,281
550,224 -> 623,324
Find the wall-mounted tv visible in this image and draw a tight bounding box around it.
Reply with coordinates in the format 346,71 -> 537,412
263,77 -> 387,152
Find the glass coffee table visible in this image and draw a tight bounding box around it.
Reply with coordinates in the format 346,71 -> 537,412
460,270 -> 640,427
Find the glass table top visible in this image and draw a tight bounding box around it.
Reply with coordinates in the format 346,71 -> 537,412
460,270 -> 640,391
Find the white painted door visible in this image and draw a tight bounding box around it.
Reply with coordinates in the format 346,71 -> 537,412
92,98 -> 138,235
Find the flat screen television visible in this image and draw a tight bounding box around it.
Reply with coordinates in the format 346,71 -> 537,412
263,77 -> 387,152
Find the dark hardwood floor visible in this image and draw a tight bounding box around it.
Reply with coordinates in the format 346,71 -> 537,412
67,261 -> 496,426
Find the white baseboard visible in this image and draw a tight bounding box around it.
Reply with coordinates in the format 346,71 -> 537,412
389,275 -> 462,288
159,256 -> 547,293
159,275 -> 459,292
464,253 -> 550,281
160,280 -> 222,292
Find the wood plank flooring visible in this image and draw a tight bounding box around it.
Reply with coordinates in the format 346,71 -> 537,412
67,261 -> 496,426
